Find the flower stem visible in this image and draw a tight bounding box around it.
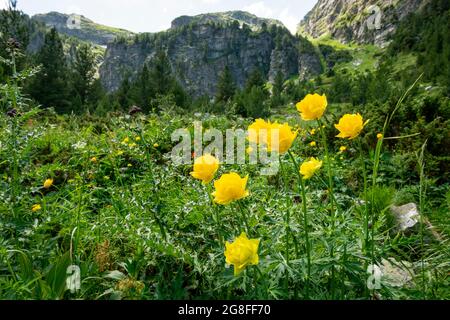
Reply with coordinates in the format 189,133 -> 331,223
317,120 -> 336,299
288,150 -> 311,299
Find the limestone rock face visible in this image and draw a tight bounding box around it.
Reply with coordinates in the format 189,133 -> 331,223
100,11 -> 323,96
298,0 -> 427,47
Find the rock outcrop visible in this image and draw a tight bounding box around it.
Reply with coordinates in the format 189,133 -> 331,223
32,12 -> 134,46
298,0 -> 428,47
100,11 -> 322,96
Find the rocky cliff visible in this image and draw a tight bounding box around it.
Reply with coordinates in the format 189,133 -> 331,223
32,12 -> 134,46
100,11 -> 322,96
298,0 -> 428,46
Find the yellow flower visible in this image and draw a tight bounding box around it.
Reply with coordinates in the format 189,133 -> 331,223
310,129 -> 316,135
224,233 -> 260,276
248,119 -> 272,145
339,146 -> 347,152
128,143 -> 137,148
153,143 -> 159,148
43,178 -> 53,189
296,93 -> 328,121
267,122 -> 298,154
32,204 -> 42,212
310,141 -> 317,147
246,147 -> 254,155
335,113 -> 370,140
127,163 -> 133,167
122,137 -> 130,144
300,158 -> 323,180
377,133 -> 383,140
135,136 -> 141,142
213,173 -> 250,205
190,154 -> 220,184
90,157 -> 97,163
117,150 -> 124,156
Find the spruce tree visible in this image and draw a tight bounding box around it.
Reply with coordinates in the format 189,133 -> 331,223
73,43 -> 97,109
216,66 -> 236,103
28,28 -> 70,112
271,71 -> 284,107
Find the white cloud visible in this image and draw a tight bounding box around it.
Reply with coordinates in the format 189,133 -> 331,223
243,1 -> 273,18
279,8 -> 298,34
0,1 -> 8,10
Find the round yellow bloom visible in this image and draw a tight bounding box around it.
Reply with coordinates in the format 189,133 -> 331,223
213,173 -> 249,205
335,113 -> 370,140
339,146 -> 347,152
296,93 -> 328,121
310,128 -> 316,135
135,136 -> 141,142
224,232 -> 260,276
246,147 -> 254,155
90,157 -> 97,163
190,154 -> 220,184
300,157 -> 323,180
377,133 -> 383,140
267,122 -> 298,154
32,204 -> 42,212
310,141 -> 317,147
153,143 -> 159,148
128,143 -> 137,148
248,119 -> 272,145
122,137 -> 130,144
117,150 -> 124,156
43,178 -> 53,189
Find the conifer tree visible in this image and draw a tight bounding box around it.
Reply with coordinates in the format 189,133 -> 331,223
216,66 -> 236,103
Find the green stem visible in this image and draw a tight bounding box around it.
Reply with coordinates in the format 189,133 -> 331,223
236,200 -> 250,235
358,139 -> 370,299
317,120 -> 336,299
288,150 -> 311,299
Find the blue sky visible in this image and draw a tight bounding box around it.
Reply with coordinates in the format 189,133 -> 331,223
1,0 -> 318,34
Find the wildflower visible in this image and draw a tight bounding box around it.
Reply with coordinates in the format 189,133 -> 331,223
268,122 -> 298,154
246,147 -> 254,155
296,93 -> 328,121
128,143 -> 137,148
339,146 -> 347,152
43,178 -> 53,189
377,133 -> 383,140
213,173 -> 249,205
190,154 -> 220,184
122,137 -> 130,144
248,119 -> 272,145
32,204 -> 42,212
135,136 -> 141,142
153,143 -> 159,148
117,150 -> 124,156
90,157 -> 97,163
335,113 -> 369,140
300,158 -> 323,180
310,128 -> 316,135
127,163 -> 133,167
310,141 -> 317,147
224,233 -> 260,276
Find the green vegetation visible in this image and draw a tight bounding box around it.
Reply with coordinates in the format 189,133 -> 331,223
0,0 -> 448,300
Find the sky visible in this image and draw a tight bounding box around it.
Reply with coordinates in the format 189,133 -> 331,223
0,0 -> 318,34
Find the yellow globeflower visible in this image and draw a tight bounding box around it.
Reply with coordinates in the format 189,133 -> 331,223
224,232 -> 260,276
339,146 -> 347,152
248,119 -> 271,145
153,143 -> 159,148
296,93 -> 328,121
310,141 -> 317,147
32,204 -> 42,212
135,136 -> 141,142
377,133 -> 383,140
300,158 -> 323,180
190,154 -> 220,184
268,122 -> 298,154
122,137 -> 130,144
90,157 -> 97,163
335,113 -> 370,140
43,178 -> 53,189
213,173 -> 249,205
